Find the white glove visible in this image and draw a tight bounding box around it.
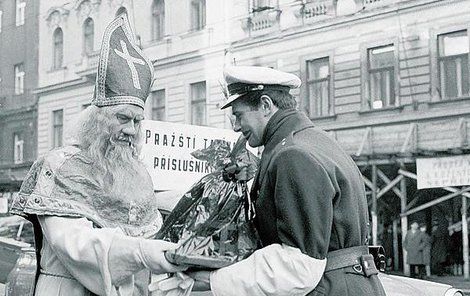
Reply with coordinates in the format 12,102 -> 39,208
149,272 -> 195,296
139,240 -> 188,274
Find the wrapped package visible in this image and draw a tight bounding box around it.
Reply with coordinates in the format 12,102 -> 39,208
156,136 -> 259,269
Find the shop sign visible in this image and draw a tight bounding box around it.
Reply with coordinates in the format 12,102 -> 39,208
417,155 -> 470,189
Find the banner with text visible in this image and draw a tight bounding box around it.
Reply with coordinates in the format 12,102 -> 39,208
141,120 -> 241,191
416,155 -> 470,189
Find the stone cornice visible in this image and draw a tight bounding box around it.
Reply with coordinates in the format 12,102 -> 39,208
34,77 -> 92,96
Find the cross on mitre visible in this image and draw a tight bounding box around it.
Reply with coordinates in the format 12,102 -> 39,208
114,39 -> 145,90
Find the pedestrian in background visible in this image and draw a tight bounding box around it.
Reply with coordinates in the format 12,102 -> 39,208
404,221 -> 425,279
420,224 -> 432,278
432,222 -> 449,276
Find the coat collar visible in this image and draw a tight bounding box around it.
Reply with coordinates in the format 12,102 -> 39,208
251,109 -> 314,196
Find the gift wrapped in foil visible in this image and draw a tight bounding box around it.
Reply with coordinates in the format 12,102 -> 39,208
156,136 -> 259,269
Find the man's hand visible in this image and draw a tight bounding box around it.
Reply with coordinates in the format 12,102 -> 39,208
139,240 -> 188,274
223,164 -> 252,182
186,270 -> 211,291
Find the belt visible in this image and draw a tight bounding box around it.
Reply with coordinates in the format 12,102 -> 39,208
325,245 -> 369,272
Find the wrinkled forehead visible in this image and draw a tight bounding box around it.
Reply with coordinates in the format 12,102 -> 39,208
105,104 -> 144,118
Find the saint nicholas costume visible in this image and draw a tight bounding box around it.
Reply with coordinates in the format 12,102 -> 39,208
10,14 -> 171,296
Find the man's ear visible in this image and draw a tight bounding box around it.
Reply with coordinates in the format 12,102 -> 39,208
260,95 -> 277,116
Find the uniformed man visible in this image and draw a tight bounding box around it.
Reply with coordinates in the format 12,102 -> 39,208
187,65 -> 386,296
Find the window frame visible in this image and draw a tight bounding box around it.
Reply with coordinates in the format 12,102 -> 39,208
189,81 -> 207,126
360,38 -> 399,111
190,0 -> 206,31
15,0 -> 25,26
430,24 -> 470,102
436,30 -> 470,100
152,0 -> 165,41
53,27 -> 64,69
13,132 -> 24,164
251,0 -> 273,12
14,63 -> 25,95
367,44 -> 396,109
151,89 -> 166,121
52,109 -> 64,148
300,51 -> 335,118
0,11 -> 3,33
83,17 -> 94,55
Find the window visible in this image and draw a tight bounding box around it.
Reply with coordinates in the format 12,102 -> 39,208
252,0 -> 272,11
15,0 -> 25,26
0,11 -> 3,32
151,89 -> 166,120
152,0 -> 165,41
53,110 -> 64,148
438,30 -> 469,99
13,132 -> 24,164
116,6 -> 127,16
367,45 -> 395,109
83,18 -> 94,55
191,0 -> 206,31
14,63 -> 25,95
53,28 -> 64,69
190,81 -> 206,126
306,57 -> 330,117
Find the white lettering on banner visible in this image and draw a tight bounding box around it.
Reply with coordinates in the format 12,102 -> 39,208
140,120 -> 242,191
416,155 -> 470,189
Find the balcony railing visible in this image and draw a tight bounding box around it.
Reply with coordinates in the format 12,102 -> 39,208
242,8 -> 281,33
294,0 -> 332,21
303,1 -> 329,18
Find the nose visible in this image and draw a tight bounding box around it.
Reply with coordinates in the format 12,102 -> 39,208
122,121 -> 137,136
233,120 -> 241,132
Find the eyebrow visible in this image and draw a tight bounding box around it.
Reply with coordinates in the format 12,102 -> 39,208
116,111 -> 144,120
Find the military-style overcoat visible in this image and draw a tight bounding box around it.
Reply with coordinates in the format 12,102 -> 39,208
251,109 -> 385,296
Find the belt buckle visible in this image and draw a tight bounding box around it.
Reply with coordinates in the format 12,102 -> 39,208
353,264 -> 363,274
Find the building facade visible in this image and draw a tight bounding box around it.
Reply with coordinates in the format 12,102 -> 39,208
0,0 -> 39,198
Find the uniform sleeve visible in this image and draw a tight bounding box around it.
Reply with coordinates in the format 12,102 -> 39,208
271,147 -> 336,259
39,216 -> 182,296
209,243 -> 326,296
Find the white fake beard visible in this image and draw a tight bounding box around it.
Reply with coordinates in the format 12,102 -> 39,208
102,135 -> 145,198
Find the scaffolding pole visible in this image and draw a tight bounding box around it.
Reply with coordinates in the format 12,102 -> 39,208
462,195 -> 469,279
372,164 -> 378,245
400,167 -> 409,276
393,219 -> 399,271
